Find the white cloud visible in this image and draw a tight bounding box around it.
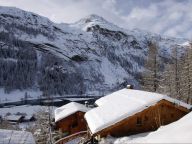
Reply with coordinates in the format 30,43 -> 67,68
0,0 -> 191,39
120,0 -> 192,39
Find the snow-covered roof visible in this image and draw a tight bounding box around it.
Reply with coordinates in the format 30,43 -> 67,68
85,89 -> 192,134
5,115 -> 24,121
55,102 -> 89,123
24,115 -> 35,120
0,129 -> 35,144
178,41 -> 191,47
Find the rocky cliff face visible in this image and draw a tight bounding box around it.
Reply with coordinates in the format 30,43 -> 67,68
0,6 -> 188,96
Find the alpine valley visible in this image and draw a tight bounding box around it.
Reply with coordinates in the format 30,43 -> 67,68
0,6 -> 189,96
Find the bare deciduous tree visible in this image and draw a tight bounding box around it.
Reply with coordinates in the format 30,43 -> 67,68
160,42 -> 192,104
33,107 -> 50,144
140,41 -> 160,92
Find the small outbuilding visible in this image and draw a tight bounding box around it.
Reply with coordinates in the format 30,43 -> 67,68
55,102 -> 89,136
23,115 -> 36,122
85,89 -> 192,139
5,115 -> 25,124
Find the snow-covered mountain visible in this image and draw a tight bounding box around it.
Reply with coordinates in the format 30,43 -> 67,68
0,6 -> 188,96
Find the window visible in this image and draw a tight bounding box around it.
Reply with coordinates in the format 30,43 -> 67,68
71,114 -> 78,128
71,121 -> 78,128
136,117 -> 142,126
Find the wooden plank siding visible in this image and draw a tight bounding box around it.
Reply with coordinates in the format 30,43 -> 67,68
56,111 -> 87,136
93,99 -> 189,138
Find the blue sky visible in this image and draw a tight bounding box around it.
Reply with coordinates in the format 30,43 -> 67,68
0,0 -> 191,39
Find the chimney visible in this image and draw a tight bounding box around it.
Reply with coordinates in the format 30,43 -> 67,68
85,101 -> 88,107
126,84 -> 133,89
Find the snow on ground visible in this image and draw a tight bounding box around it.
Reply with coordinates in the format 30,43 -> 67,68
100,112 -> 192,144
70,14 -> 121,32
85,89 -> 191,134
0,105 -> 57,123
0,105 -> 45,117
100,57 -> 129,86
66,137 -> 82,144
0,105 -> 57,130
55,102 -> 89,122
0,88 -> 96,103
64,97 -> 94,101
0,129 -> 35,144
0,88 -> 42,103
19,122 -> 35,130
178,41 -> 191,47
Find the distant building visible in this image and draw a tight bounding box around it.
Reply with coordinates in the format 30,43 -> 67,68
23,115 -> 36,122
85,89 -> 192,139
5,115 -> 25,124
54,102 -> 90,136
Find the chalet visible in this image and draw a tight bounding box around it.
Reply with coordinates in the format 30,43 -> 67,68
55,102 -> 89,136
85,88 -> 192,139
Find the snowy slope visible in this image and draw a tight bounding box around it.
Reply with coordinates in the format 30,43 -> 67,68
0,105 -> 53,117
0,88 -> 42,102
0,6 -> 189,96
100,112 -> 192,143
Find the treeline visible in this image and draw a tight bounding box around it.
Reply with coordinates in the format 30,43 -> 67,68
0,15 -> 55,40
140,41 -> 192,104
38,54 -> 85,95
0,32 -> 86,95
0,41 -> 37,93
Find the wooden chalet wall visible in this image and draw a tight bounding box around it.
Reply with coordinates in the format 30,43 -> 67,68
56,111 -> 87,136
95,99 -> 189,137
